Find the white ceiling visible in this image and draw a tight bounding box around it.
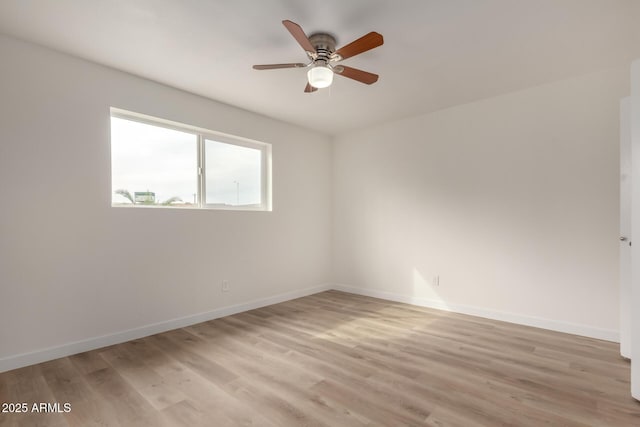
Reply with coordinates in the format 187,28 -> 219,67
1,0 -> 639,135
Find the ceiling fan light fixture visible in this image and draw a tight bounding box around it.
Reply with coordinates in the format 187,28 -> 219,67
307,65 -> 333,89
253,20 -> 383,93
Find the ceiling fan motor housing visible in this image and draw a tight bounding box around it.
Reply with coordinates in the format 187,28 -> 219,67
308,33 -> 338,65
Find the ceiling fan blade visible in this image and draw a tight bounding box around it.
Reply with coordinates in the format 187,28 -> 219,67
282,20 -> 316,54
334,65 -> 379,85
253,63 -> 306,70
334,32 -> 383,61
304,82 -> 318,93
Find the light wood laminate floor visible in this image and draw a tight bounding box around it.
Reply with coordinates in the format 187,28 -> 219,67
1,290 -> 639,426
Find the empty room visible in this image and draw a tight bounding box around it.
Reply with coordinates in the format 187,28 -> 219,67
2,0 -> 640,426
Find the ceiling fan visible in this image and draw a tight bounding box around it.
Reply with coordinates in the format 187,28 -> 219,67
253,20 -> 384,93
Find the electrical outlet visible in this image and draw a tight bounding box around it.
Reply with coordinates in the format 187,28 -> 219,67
433,275 -> 440,287
222,280 -> 230,292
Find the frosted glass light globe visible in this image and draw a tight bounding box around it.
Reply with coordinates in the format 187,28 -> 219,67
307,65 -> 334,89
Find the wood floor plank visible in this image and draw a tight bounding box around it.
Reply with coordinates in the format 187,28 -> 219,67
182,325 -> 372,427
1,290 -> 639,426
0,365 -> 70,427
82,366 -> 155,425
68,350 -> 110,376
157,366 -> 277,427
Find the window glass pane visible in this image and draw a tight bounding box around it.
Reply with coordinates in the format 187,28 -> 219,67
205,139 -> 262,207
111,117 -> 197,207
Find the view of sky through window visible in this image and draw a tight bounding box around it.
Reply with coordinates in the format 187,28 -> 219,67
111,116 -> 264,208
205,139 -> 262,206
111,117 -> 197,206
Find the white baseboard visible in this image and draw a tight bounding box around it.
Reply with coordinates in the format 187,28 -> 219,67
0,282 -> 619,373
332,284 -> 619,343
0,284 -> 332,373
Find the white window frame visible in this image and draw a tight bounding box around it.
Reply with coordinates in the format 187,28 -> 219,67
110,108 -> 272,211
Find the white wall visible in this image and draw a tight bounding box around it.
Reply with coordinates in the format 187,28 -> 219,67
333,68 -> 628,340
0,35 -> 332,371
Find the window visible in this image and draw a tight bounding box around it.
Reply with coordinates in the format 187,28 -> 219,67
110,109 -> 271,210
